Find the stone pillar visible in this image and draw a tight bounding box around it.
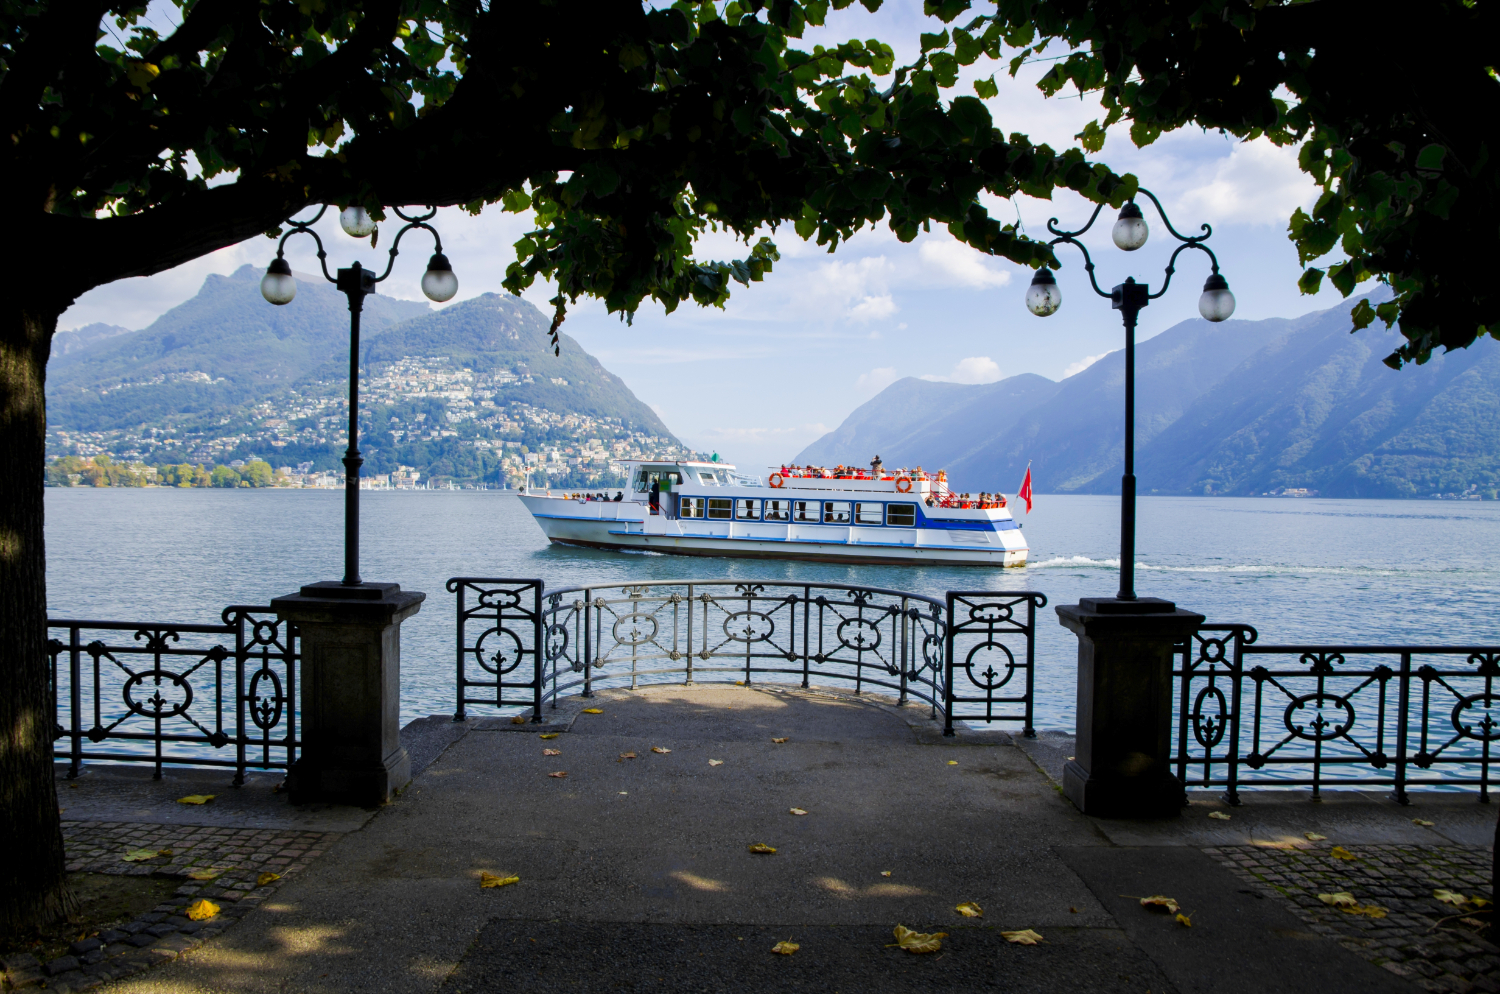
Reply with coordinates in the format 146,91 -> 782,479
1055,597 -> 1204,818
272,582 -> 425,806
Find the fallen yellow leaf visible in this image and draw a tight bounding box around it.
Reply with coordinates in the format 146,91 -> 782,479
747,843 -> 777,854
510,715 -> 527,725
1175,913 -> 1192,927
955,901 -> 983,918
789,807 -> 808,816
1350,904 -> 1388,918
256,872 -> 280,886
1001,928 -> 1043,945
1207,811 -> 1231,821
1435,889 -> 1469,906
540,733 -> 559,739
187,868 -> 225,881
548,771 -> 568,778
1329,846 -> 1357,861
652,746 -> 671,754
1472,898 -> 1493,909
1319,892 -> 1359,908
771,939 -> 799,955
122,848 -> 163,862
544,748 -> 561,756
947,760 -> 958,766
582,708 -> 603,714
1413,818 -> 1435,827
880,870 -> 892,877
176,795 -> 215,805
772,737 -> 789,743
708,759 -> 724,766
1304,832 -> 1327,841
887,925 -> 947,954
480,872 -> 520,888
186,899 -> 219,921
161,848 -> 173,856
1140,896 -> 1180,914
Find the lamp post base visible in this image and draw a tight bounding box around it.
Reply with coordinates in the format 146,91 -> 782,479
272,581 -> 424,807
1056,597 -> 1203,819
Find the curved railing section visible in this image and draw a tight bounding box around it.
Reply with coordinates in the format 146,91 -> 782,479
448,578 -> 1047,736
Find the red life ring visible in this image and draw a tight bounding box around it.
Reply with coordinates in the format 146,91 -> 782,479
769,473 -> 785,488
895,476 -> 913,493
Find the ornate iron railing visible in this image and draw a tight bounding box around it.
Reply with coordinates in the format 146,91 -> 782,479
1175,625 -> 1500,803
48,607 -> 299,783
449,578 -> 1045,735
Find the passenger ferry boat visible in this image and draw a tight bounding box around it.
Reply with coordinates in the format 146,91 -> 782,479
517,457 -> 1028,567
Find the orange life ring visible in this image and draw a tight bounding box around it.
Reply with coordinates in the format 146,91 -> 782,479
769,473 -> 785,488
895,476 -> 913,493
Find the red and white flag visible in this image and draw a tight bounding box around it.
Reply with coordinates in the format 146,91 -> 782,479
1017,463 -> 1033,514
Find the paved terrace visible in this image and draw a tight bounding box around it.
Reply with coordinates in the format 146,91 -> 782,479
36,686 -> 1500,993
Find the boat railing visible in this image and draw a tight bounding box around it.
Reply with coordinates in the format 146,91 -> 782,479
448,577 -> 1046,737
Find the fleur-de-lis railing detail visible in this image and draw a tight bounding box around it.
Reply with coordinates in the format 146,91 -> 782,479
48,607 -> 298,783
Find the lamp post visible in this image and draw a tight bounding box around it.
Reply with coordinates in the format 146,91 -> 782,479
1029,188 -> 1234,818
260,205 -> 457,807
261,205 -> 459,587
1025,188 -> 1236,603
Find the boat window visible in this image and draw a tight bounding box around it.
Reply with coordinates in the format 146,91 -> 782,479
715,470 -> 731,484
736,499 -> 761,520
698,471 -> 718,485
680,496 -> 705,518
707,498 -> 732,519
764,499 -> 790,522
855,502 -> 884,525
823,502 -> 852,524
887,503 -> 917,527
793,500 -> 820,523
636,469 -> 682,491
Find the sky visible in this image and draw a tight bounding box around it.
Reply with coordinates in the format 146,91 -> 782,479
62,0 -> 1362,473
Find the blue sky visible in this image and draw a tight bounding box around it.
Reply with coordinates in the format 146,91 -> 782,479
62,0 -> 1360,472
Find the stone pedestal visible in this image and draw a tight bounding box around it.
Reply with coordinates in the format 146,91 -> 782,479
272,581 -> 424,806
1055,597 -> 1204,818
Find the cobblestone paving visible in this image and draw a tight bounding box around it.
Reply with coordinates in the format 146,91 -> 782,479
1207,843 -> 1497,994
0,822 -> 339,993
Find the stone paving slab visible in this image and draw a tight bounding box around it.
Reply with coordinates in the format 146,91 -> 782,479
1208,842 -> 1498,992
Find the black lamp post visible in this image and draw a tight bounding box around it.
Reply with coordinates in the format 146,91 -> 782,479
1026,188 -> 1236,603
261,205 -> 459,587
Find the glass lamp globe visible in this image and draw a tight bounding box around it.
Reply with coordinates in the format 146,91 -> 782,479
1112,201 -> 1149,251
1199,273 -> 1236,322
339,206 -> 376,238
1025,268 -> 1061,316
421,252 -> 459,302
260,258 -> 297,305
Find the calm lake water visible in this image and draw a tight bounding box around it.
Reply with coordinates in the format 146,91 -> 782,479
45,488 -> 1500,732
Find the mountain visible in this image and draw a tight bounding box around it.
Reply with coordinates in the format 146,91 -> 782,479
797,292 -> 1500,498
50,322 -> 134,359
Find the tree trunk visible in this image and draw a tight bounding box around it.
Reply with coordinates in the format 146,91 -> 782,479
0,301 -> 71,929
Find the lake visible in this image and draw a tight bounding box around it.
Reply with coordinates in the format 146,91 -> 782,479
45,488 -> 1500,732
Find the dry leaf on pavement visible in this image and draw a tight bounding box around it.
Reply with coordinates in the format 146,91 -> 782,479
947,760 -> 958,765
772,737 -> 789,743
177,795 -> 215,805
887,925 -> 947,953
1435,890 -> 1470,906
582,708 -> 603,714
1140,896 -> 1181,913
122,848 -> 164,862
618,751 -> 636,759
708,759 -> 724,766
548,771 -> 568,778
1208,811 -> 1231,820
1330,846 -> 1357,860
510,715 -> 527,725
789,808 -> 808,816
880,871 -> 892,877
543,748 -> 561,756
540,733 -> 560,740
1319,893 -> 1359,908
771,939 -> 799,955
955,902 -> 983,918
186,899 -> 219,921
747,843 -> 777,854
652,746 -> 671,754
187,868 -> 225,881
1175,913 -> 1192,927
1413,818 -> 1435,827
1305,832 -> 1327,841
257,872 -> 280,886
1001,929 -> 1043,945
480,872 -> 520,888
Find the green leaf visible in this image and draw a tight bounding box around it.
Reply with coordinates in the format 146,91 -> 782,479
919,30 -> 949,52
501,189 -> 532,213
973,75 -> 998,100
1415,143 -> 1447,173
1076,120 -> 1106,153
1128,119 -> 1161,148
1298,268 -> 1326,295
1350,298 -> 1375,330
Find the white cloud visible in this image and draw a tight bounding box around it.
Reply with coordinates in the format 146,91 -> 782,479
921,356 -> 1003,385
917,240 -> 1013,289
1171,138 -> 1318,226
847,294 -> 898,322
799,256 -> 900,323
856,367 -> 900,394
1062,352 -> 1109,378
